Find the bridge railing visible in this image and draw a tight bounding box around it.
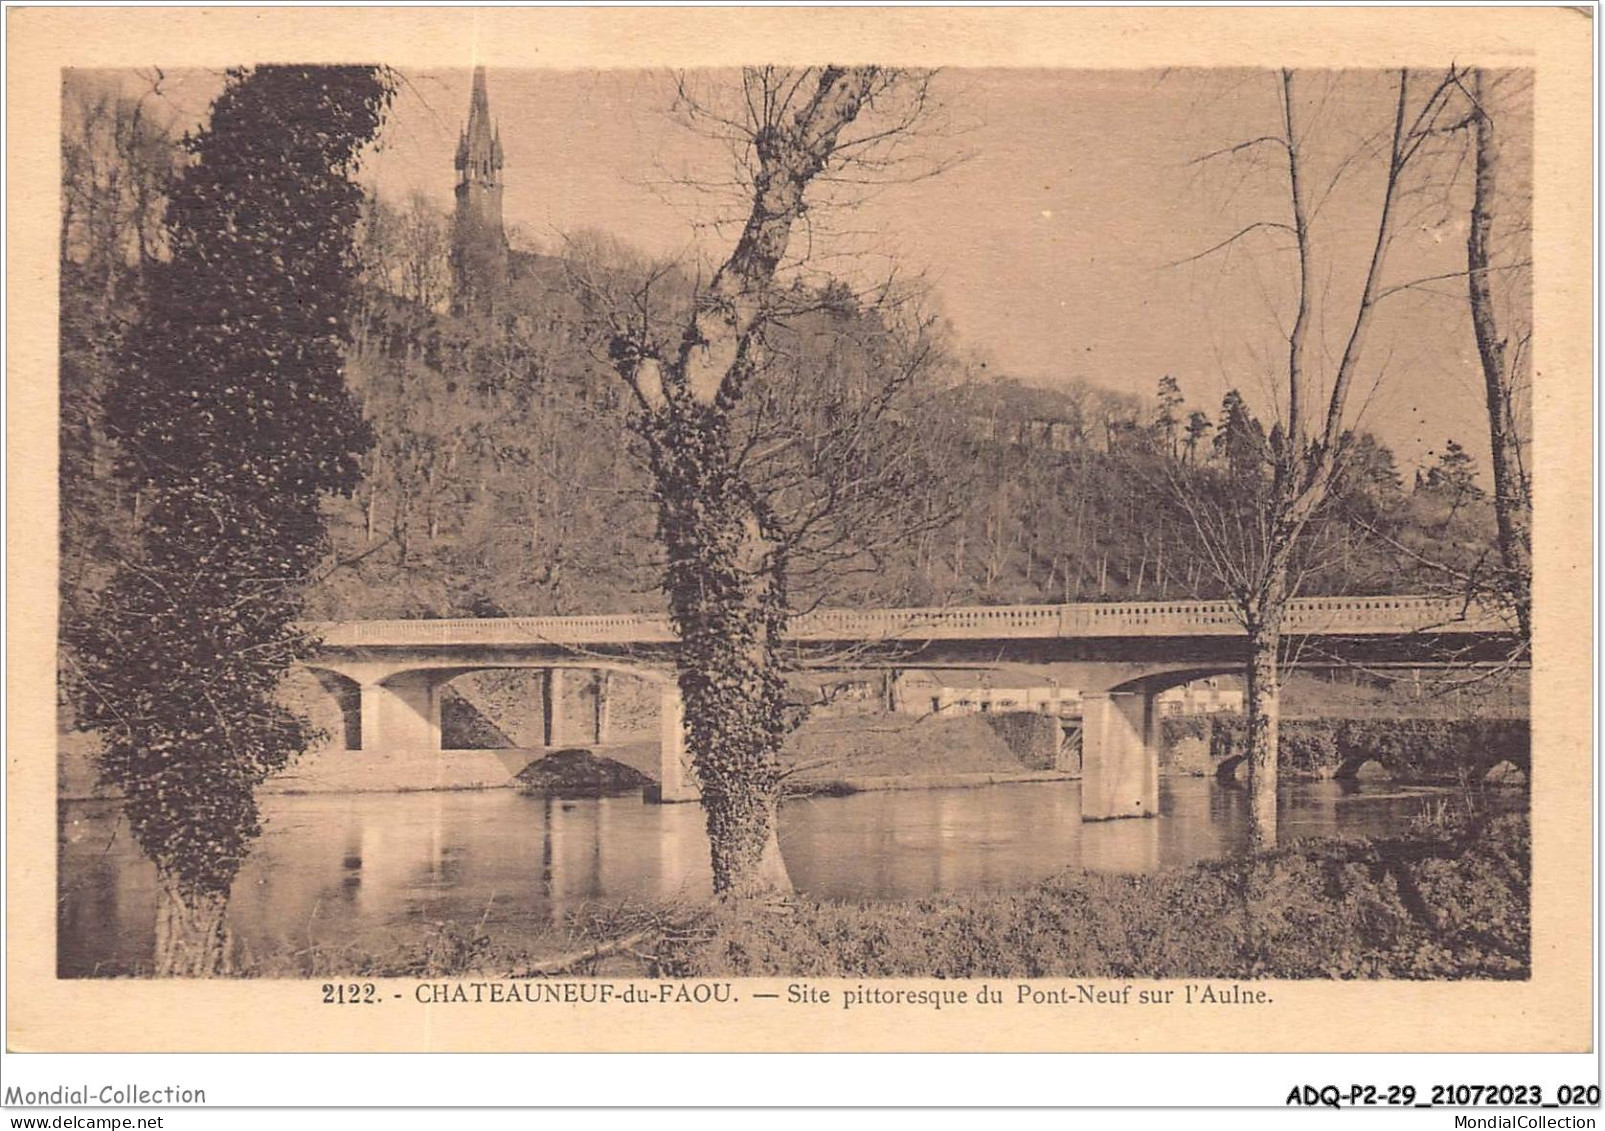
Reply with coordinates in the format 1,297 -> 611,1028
318,614 -> 677,648
790,604 -> 1068,640
313,594 -> 1509,650
793,596 -> 1504,641
1280,595 -> 1508,635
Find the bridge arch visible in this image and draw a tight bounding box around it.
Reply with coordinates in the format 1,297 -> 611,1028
302,659 -> 672,751
280,666 -> 364,752
299,658 -> 699,803
1482,756 -> 1529,783
1333,754 -> 1392,781
1106,665 -> 1244,696
436,663 -> 670,753
1214,753 -> 1246,786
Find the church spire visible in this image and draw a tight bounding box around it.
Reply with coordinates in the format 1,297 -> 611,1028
455,65 -> 503,186
451,65 -> 508,313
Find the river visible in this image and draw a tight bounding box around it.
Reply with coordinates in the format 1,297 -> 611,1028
57,778 -> 1519,976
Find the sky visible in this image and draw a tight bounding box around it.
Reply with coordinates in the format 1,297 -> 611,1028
89,66 -> 1527,477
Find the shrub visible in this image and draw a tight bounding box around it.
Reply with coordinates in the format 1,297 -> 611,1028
1336,718 -> 1530,781
983,711 -> 1062,770
1162,715 -> 1210,745
1209,714 -> 1246,763
1161,715 -> 1213,776
513,749 -> 653,797
1207,714 -> 1529,782
1279,721 -> 1342,777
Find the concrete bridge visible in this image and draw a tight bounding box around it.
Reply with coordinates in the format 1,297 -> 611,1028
305,595 -> 1517,819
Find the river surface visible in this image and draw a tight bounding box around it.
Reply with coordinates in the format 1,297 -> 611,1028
57,778 -> 1520,976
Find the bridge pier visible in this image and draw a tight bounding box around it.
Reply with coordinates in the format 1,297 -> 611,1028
657,683 -> 701,803
594,671 -> 612,745
1080,691 -> 1158,820
358,671 -> 442,753
542,669 -> 565,747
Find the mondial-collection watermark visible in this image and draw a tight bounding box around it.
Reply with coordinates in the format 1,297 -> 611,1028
1452,1119 -> 1596,1129
3,1086 -> 206,1106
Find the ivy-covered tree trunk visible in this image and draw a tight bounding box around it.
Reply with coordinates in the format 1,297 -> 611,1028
66,67 -> 390,975
604,67 -> 883,899
154,877 -> 230,978
653,407 -> 793,895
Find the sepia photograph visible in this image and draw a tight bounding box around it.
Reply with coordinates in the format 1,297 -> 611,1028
6,6 -> 1593,1070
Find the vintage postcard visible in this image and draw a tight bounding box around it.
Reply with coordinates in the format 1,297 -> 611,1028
6,6 -> 1593,1058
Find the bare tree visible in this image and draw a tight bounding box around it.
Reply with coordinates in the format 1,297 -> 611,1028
59,72 -> 180,652
1164,68 -> 1466,849
358,191 -> 452,313
1463,67 -> 1532,643
586,67 -> 955,899
60,71 -> 177,289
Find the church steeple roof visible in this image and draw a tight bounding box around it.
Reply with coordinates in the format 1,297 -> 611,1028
451,65 -> 509,314
455,65 -> 503,184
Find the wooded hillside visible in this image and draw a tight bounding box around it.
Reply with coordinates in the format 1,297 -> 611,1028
59,79 -> 1501,630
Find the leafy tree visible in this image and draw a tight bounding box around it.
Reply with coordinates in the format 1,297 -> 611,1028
66,66 -> 391,974
1182,409 -> 1213,464
1212,388 -> 1267,477
1337,431 -> 1405,507
1154,374 -> 1184,457
327,249 -> 665,619
1418,439 -> 1483,502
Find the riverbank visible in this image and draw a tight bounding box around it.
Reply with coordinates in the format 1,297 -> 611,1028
787,769 -> 1075,797
233,810 -> 1529,981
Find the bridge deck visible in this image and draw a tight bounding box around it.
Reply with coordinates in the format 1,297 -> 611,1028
314,596 -> 1511,649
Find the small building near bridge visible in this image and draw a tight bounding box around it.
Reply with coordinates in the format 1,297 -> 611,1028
891,670 -> 1082,719
1155,677 -> 1243,716
891,669 -> 1241,719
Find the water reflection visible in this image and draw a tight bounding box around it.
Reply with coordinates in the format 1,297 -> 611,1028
58,778 -> 1522,976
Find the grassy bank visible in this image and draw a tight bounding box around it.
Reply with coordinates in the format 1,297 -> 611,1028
780,712 -> 1065,796
240,812 -> 1528,981
652,814 -> 1528,980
